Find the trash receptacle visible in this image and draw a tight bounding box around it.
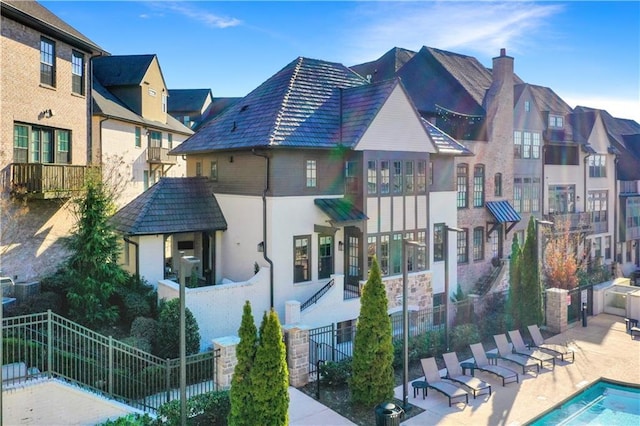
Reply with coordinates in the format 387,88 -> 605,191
375,402 -> 404,426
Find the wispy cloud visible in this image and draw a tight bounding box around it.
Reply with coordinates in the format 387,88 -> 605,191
146,1 -> 241,29
343,1 -> 564,63
563,94 -> 640,123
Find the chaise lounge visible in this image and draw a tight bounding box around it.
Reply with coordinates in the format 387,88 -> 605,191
442,352 -> 492,399
420,357 -> 469,407
527,324 -> 575,362
494,334 -> 540,374
508,329 -> 556,369
469,343 -> 519,386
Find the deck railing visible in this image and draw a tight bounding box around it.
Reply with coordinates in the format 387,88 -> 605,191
147,147 -> 177,164
11,163 -> 86,198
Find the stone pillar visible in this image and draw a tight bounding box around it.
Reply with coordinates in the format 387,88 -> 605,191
285,300 -> 301,325
283,325 -> 310,387
468,294 -> 481,314
212,336 -> 240,390
545,288 -> 569,334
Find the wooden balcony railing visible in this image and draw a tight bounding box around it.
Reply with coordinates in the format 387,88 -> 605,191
147,147 -> 177,165
11,163 -> 86,199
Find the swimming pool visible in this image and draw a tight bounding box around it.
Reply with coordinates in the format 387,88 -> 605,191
528,379 -> 640,425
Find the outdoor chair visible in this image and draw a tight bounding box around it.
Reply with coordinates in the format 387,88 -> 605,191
508,329 -> 556,369
527,324 -> 575,362
469,343 -> 519,386
442,352 -> 491,399
420,357 -> 469,407
493,334 -> 540,374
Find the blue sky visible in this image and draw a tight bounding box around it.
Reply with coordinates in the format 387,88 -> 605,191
42,1 -> 640,122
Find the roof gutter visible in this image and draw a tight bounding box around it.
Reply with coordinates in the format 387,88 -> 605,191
252,149 -> 274,308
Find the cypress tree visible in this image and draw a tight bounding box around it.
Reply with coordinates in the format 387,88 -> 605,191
521,216 -> 543,326
508,235 -> 522,329
228,301 -> 258,426
250,309 -> 289,426
350,256 -> 394,406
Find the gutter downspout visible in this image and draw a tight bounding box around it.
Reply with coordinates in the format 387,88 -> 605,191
88,52 -> 105,164
614,156 -> 619,265
252,149 -> 274,308
123,236 -> 140,283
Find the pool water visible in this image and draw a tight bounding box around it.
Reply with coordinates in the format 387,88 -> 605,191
529,379 -> 640,425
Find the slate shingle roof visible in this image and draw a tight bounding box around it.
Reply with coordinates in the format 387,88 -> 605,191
350,47 -> 417,82
168,89 -> 212,113
422,119 -> 473,156
110,177 -> 227,235
92,55 -> 157,87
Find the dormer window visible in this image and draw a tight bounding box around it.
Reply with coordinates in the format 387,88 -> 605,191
549,115 -> 563,128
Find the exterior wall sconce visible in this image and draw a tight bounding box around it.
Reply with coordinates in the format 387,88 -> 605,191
42,109 -> 55,118
338,241 -> 344,251
257,241 -> 264,252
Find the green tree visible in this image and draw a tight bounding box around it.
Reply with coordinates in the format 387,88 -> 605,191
64,168 -> 126,328
350,256 -> 394,406
250,309 -> 289,426
521,216 -> 543,326
228,301 -> 258,426
154,298 -> 200,359
508,235 -> 522,329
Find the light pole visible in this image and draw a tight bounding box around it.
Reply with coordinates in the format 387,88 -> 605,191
179,255 -> 200,426
402,238 -> 425,411
444,225 -> 463,352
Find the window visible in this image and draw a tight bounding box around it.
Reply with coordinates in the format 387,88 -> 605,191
167,133 -> 173,150
457,228 -> 468,263
514,177 -> 540,213
391,233 -> 402,275
417,161 -> 427,193
514,131 -> 522,158
379,235 -> 389,275
588,191 -> 608,223
14,125 -> 59,164
294,236 -> 311,282
149,131 -> 162,148
13,124 -> 28,163
210,161 -> 218,181
549,115 -> 564,128
143,170 -> 149,190
135,127 -> 142,147
367,236 -> 377,269
433,223 -> 444,262
494,173 -> 502,196
588,155 -> 606,177
405,161 -> 414,193
393,161 -> 402,194
514,131 -> 541,159
416,231 -> 426,270
523,132 -> 532,159
195,162 -> 202,177
405,232 -> 415,272
306,160 -> 317,188
336,319 -> 355,344
605,236 -> 611,259
40,37 -> 55,87
429,161 -> 433,188
456,164 -> 468,208
473,227 -> 484,261
56,130 -> 70,164
318,235 -> 333,279
594,237 -> 602,259
545,145 -> 579,165
473,165 -> 485,207
524,101 -> 530,112
548,185 -> 576,214
380,161 -> 390,194
71,51 -> 84,95
345,161 -> 358,193
367,160 -> 377,194
162,94 -> 167,113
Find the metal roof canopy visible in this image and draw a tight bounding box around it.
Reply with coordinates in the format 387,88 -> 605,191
314,198 -> 368,225
485,200 -> 521,240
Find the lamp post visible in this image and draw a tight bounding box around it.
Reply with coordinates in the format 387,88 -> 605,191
179,255 -> 200,426
444,225 -> 463,352
402,238 -> 425,411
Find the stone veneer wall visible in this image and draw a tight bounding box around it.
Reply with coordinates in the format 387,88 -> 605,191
283,326 -> 310,387
545,288 -> 569,333
383,271 -> 433,311
212,336 -> 240,390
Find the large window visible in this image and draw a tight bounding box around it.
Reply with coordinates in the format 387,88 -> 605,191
56,130 -> 70,164
379,235 -> 390,275
514,131 -> 541,159
149,131 -> 162,148
433,223 -> 444,262
514,177 -> 540,213
367,236 -> 377,269
545,145 -> 579,165
473,227 -> 484,261
294,236 -> 311,283
13,125 -> 29,163
457,164 -> 468,208
380,161 -> 390,194
405,161 -> 414,193
588,191 -> 608,223
367,160 -> 377,194
391,233 -> 403,275
548,185 -> 576,214
588,155 -> 606,178
306,160 -> 317,188
473,165 -> 485,207
345,161 -> 358,194
318,235 -> 333,279
392,161 -> 402,194
13,124 -> 70,164
417,160 -> 427,193
71,51 -> 84,95
416,231 -> 426,270
457,228 -> 468,264
40,37 -> 55,87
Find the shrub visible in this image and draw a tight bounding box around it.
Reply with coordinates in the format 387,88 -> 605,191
154,299 -> 200,359
130,317 -> 158,341
97,413 -> 157,426
450,324 -> 480,353
479,292 -> 510,340
3,291 -> 63,317
120,336 -> 151,353
157,390 -> 230,425
393,330 -> 444,369
319,359 -> 352,387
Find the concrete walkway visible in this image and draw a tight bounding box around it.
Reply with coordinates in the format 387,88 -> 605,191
289,386 -> 356,425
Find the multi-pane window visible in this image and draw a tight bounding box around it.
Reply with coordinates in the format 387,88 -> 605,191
532,133 -> 541,159
14,125 -> 66,164
367,236 -> 377,269
473,227 -> 484,261
605,236 -> 611,259
457,164 -> 468,208
416,231 -> 426,270
167,133 -> 173,150
405,232 -> 415,272
393,161 -> 402,194
345,161 -> 357,193
588,155 -> 606,177
588,191 -> 608,223
457,228 -> 468,264
293,236 -> 310,282
210,161 -> 218,181
405,161 -> 414,193
135,127 -> 142,147
549,115 -> 564,128
473,165 -> 485,207
13,124 -> 29,163
40,37 -> 55,87
514,177 -> 540,213
429,161 -> 434,188
149,131 -> 162,147
524,101 -> 531,112
57,130 -> 70,164
195,162 -> 202,177
379,235 -> 390,275
391,233 -> 403,275
523,132 -> 532,159
494,173 -> 502,196
380,161 -> 390,194
306,160 -> 317,188
71,51 -> 84,95
514,131 -> 522,158
433,223 -> 444,261
548,185 -> 576,214
594,237 -> 602,259
514,131 -> 541,159
417,160 -> 427,193
162,94 -> 167,113
367,160 -> 377,194
318,235 -> 333,279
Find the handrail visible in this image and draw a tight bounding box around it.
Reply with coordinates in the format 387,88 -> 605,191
301,279 -> 335,311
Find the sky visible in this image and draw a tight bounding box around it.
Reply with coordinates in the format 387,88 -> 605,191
41,1 -> 640,123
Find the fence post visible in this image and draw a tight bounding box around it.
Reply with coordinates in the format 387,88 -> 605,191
47,309 -> 53,378
108,336 -> 114,396
331,323 -> 335,362
165,358 -> 171,404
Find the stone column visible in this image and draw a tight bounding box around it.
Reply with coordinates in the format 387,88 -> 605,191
283,325 -> 310,387
545,288 -> 569,334
285,300 -> 301,325
212,336 -> 240,390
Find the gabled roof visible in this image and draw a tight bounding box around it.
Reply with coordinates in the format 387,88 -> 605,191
168,89 -> 213,113
422,119 -> 473,156
110,177 -> 227,235
1,0 -> 104,54
350,47 -> 416,82
92,55 -> 157,87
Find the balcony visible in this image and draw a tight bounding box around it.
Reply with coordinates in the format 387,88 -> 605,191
147,147 -> 177,165
543,212 -> 592,233
11,163 -> 86,199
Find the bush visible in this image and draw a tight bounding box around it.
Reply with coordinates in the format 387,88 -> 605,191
130,317 -> 158,347
392,330 -> 444,368
97,413 -> 157,426
157,390 -> 230,425
154,299 -> 200,359
479,292 -> 510,340
120,336 -> 151,353
450,324 -> 480,353
3,291 -> 64,317
319,359 -> 352,387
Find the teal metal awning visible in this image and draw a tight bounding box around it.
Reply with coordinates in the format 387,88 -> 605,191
314,198 -> 368,224
486,200 -> 521,239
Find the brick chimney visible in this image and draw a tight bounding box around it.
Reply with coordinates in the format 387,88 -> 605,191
484,48 -> 514,145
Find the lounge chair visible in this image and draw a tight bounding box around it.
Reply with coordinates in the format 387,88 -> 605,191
527,324 -> 575,362
493,334 -> 540,374
420,357 -> 469,407
508,329 -> 556,369
469,343 -> 519,386
442,352 -> 491,399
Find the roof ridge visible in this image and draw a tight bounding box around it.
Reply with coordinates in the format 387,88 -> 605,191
269,57 -> 304,146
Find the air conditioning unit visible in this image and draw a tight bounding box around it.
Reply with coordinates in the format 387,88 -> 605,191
1,276 -> 15,298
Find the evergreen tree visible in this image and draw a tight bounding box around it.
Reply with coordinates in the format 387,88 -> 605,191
250,309 -> 289,426
350,256 -> 394,406
228,301 -> 258,426
154,298 -> 200,358
521,216 -> 543,326
508,235 -> 522,329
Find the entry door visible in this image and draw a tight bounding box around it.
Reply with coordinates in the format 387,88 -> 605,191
318,235 -> 334,279
344,226 -> 363,296
201,232 -> 213,284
